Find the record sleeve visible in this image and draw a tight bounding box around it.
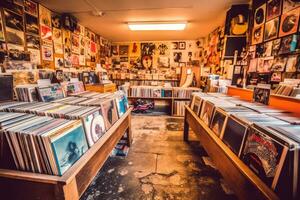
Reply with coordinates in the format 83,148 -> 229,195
279,7 -> 300,37
267,0 -> 282,21
200,101 -> 215,126
100,99 -> 119,130
254,4 -> 266,27
210,108 -> 228,137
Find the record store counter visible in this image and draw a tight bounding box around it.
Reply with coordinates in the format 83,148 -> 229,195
0,107 -> 132,200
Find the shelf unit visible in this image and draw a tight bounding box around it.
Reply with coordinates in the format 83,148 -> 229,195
110,79 -> 180,87
183,106 -> 279,200
0,108 -> 132,200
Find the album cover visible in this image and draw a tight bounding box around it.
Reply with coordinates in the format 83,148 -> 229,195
200,101 -> 215,126
272,38 -> 281,56
267,0 -> 282,21
242,127 -> 287,188
222,116 -> 248,156
173,52 -> 182,63
285,55 -> 298,72
248,58 -> 258,72
264,41 -> 273,56
37,84 -> 64,102
25,14 -> 39,35
264,17 -> 279,41
28,48 -> 41,65
4,9 -> 24,31
54,42 -> 63,54
42,45 -> 53,61
41,25 -> 52,41
54,57 -> 64,68
279,7 -> 300,37
256,58 -> 266,73
39,5 -> 51,27
115,94 -> 128,117
254,4 -> 266,27
210,109 -> 227,137
262,57 -> 274,73
51,122 -> 89,175
252,25 -> 264,45
101,99 -> 119,130
271,72 -> 282,82
256,43 -> 265,57
53,28 -> 62,44
283,0 -> 300,13
51,13 -> 61,29
278,34 -> 298,54
0,13 -> 5,41
83,110 -> 106,147
253,87 -> 271,105
72,34 -> 79,54
119,45 -> 129,56
26,34 -> 40,49
71,54 -> 79,66
24,0 -> 38,16
191,96 -> 202,115
6,27 -> 24,46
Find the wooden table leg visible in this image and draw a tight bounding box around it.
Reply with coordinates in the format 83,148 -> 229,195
126,114 -> 132,147
183,112 -> 189,142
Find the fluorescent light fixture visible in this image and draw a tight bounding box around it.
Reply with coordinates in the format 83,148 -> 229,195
128,22 -> 187,31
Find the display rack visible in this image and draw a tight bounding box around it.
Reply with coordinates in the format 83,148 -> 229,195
183,106 -> 279,200
227,86 -> 300,116
111,79 -> 180,87
0,108 -> 132,200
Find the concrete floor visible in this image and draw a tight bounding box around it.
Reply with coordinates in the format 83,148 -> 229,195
81,116 -> 237,200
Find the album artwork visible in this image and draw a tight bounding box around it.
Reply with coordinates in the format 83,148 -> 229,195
83,110 -> 106,147
28,48 -> 41,65
39,5 -> 51,27
256,43 -> 265,57
54,57 -> 64,68
272,38 -> 281,56
172,42 -> 179,50
26,34 -> 40,49
42,45 -> 53,61
267,0 -> 282,21
252,25 -> 264,45
285,55 -> 298,72
51,123 -> 89,175
253,87 -> 271,105
242,127 -> 287,187
141,43 -> 155,56
248,58 -> 258,72
256,58 -> 266,73
101,99 -> 119,130
51,14 -> 61,29
270,57 -> 287,71
264,17 -> 279,41
222,116 -> 248,156
200,101 -> 215,126
173,52 -> 182,63
4,9 -> 24,31
254,4 -> 266,27
191,96 -> 202,115
278,35 -> 298,54
179,42 -> 186,50
54,42 -> 63,54
6,27 -> 24,46
210,109 -> 227,137
41,25 -> 52,41
71,34 -> 79,54
0,13 -> 5,41
24,14 -> 38,35
24,0 -> 38,16
271,72 -> 282,82
263,57 -> 273,73
283,0 -> 300,13
263,41 -> 273,56
119,45 -> 129,56
279,7 -> 300,37
53,27 -> 62,44
157,43 -> 169,56
71,54 -> 79,66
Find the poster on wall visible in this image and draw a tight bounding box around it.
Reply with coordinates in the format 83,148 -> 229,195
279,7 -> 300,37
54,42 -> 63,54
111,45 -> 119,56
282,0 -> 300,13
25,14 -> 39,35
4,10 -> 24,31
173,52 -> 182,63
141,43 -> 155,56
157,42 -> 169,56
252,25 -> 264,45
129,42 -> 140,57
39,5 -> 51,27
26,34 -> 40,49
141,55 -> 153,69
42,45 -> 53,61
72,34 -> 79,54
28,48 -> 41,65
267,0 -> 282,21
53,28 -> 62,44
54,57 -> 64,68
41,25 -> 52,41
6,27 -> 24,46
24,0 -> 38,17
264,17 -> 279,41
119,45 -> 129,56
254,4 -> 266,27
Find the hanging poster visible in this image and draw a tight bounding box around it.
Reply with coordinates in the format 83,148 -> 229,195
129,42 -> 140,57
42,45 -> 53,61
6,27 -> 24,46
254,4 -> 266,27
4,10 -> 24,31
53,28 -> 62,44
279,7 -> 300,37
26,34 -> 40,49
252,25 -> 264,45
41,25 -> 52,41
28,48 -> 41,65
157,42 -> 169,56
72,34 -> 79,54
267,0 -> 282,21
141,43 -> 155,56
24,0 -> 38,17
25,14 -> 39,35
282,0 -> 300,13
264,17 -> 279,41
39,5 -> 51,27
54,42 -> 63,54
54,57 -> 64,68
119,45 -> 129,56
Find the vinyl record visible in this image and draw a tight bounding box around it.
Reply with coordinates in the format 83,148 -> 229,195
90,114 -> 105,143
279,7 -> 300,37
255,4 -> 266,27
252,25 -> 264,45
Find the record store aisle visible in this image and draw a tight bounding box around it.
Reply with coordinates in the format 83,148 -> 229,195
81,116 -> 237,200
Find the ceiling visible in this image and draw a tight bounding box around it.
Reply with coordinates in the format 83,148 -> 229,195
36,0 -> 249,42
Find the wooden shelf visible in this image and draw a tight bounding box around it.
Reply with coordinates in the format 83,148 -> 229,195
111,78 -> 180,82
183,106 -> 279,200
0,108 -> 132,200
128,96 -> 173,100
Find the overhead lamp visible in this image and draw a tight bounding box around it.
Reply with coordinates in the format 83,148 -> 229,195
128,22 -> 187,31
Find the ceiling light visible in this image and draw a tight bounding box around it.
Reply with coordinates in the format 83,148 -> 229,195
128,22 -> 187,31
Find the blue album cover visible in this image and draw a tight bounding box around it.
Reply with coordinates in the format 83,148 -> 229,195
51,124 -> 89,175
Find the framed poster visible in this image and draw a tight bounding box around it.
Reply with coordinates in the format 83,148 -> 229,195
279,7 -> 300,37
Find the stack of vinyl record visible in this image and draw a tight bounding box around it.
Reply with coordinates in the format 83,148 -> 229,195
0,112 -> 89,176
189,92 -> 300,199
173,87 -> 201,98
173,100 -> 190,116
15,85 -> 39,102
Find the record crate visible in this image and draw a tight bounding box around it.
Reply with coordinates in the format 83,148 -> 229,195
0,108 -> 132,200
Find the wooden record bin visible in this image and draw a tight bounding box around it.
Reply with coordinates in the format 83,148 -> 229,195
0,108 -> 132,200
183,106 -> 279,200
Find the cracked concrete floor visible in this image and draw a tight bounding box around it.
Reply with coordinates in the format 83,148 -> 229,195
81,116 -> 237,200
